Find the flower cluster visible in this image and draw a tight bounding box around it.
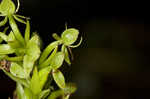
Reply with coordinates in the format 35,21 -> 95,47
0,0 -> 82,99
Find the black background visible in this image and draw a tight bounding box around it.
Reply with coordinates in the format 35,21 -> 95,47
1,0 -> 150,99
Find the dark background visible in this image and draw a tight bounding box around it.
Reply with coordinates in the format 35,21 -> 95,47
0,0 -> 150,99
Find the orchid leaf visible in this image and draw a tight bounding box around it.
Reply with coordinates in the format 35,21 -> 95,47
30,67 -> 41,95
39,41 -> 59,64
23,55 -> 34,78
23,35 -> 41,77
3,26 -> 9,33
8,41 -> 22,50
39,66 -> 52,89
8,15 -> 25,46
53,69 -> 65,89
10,62 -> 26,78
0,27 -> 9,43
26,35 -> 41,61
16,83 -> 25,99
31,32 -> 42,48
39,89 -> 50,99
39,46 -> 58,68
51,52 -> 64,70
0,32 -> 8,41
48,90 -> 64,99
0,44 -> 15,54
7,31 -> 22,49
0,17 -> 8,26
17,84 -> 34,99
8,31 -> 16,41
24,87 -> 33,99
25,20 -> 30,43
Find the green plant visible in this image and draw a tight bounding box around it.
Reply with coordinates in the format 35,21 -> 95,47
0,0 -> 82,99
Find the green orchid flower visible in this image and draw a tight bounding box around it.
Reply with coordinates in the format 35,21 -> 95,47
0,0 -> 28,26
52,28 -> 82,65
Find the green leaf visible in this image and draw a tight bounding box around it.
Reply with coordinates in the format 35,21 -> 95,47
0,44 -> 15,54
8,31 -> 15,41
8,15 -> 25,46
0,32 -> 8,41
0,17 -> 8,27
48,90 -> 64,99
31,32 -> 42,48
8,40 -> 21,49
23,36 -> 41,77
23,55 -> 34,78
24,87 -> 33,99
39,66 -> 52,89
0,0 -> 16,15
30,67 -> 42,95
52,69 -> 65,89
42,75 -> 53,90
39,46 -> 58,69
0,27 -> 8,43
61,28 -> 79,45
10,62 -> 26,78
16,83 -> 25,99
7,31 -> 22,49
63,83 -> 77,94
14,48 -> 26,56
47,83 -> 76,99
3,26 -> 9,33
39,89 -> 50,99
8,41 -> 22,52
39,41 -> 59,64
0,32 -> 24,53
13,15 -> 26,24
24,34 -> 41,76
26,35 -> 41,61
2,69 -> 29,87
61,45 -> 71,65
51,52 -> 64,69
25,20 -> 30,43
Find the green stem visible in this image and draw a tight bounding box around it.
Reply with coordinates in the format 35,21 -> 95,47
33,95 -> 39,99
2,70 -> 29,88
4,56 -> 23,61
